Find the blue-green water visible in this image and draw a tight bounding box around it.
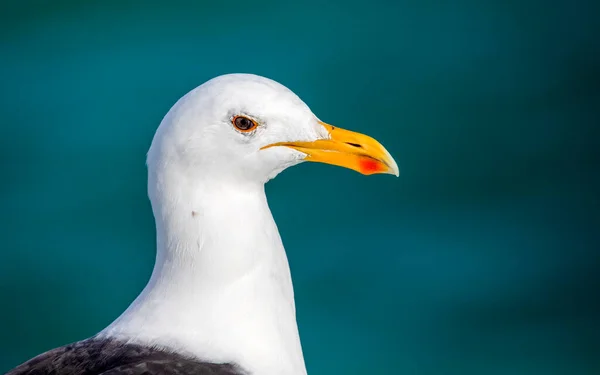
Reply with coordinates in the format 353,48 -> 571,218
1,1 -> 598,374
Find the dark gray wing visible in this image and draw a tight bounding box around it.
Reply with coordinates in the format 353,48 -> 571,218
4,337 -> 245,375
98,360 -> 241,375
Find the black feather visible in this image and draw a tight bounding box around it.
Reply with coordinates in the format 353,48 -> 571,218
4,337 -> 245,375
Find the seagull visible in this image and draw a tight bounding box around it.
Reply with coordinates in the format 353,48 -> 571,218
5,74 -> 398,375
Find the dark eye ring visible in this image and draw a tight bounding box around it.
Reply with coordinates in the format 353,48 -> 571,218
232,116 -> 258,132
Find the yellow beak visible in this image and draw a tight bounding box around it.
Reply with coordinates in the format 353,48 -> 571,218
262,121 -> 399,176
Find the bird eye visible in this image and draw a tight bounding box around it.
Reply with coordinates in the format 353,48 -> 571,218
232,116 -> 258,132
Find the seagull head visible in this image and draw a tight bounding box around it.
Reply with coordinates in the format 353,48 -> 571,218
147,73 -> 398,185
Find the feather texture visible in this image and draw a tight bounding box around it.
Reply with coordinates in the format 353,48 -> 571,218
5,337 -> 245,375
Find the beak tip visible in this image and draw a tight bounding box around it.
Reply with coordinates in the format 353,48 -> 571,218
385,153 -> 400,177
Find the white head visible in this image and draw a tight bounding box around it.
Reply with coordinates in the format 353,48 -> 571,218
147,73 -> 398,191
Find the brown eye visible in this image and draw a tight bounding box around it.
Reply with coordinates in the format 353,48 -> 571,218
232,116 -> 258,132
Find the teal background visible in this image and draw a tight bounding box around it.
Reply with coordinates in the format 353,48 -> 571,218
1,0 -> 598,374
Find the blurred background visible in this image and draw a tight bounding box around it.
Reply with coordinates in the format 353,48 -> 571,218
1,0 -> 599,374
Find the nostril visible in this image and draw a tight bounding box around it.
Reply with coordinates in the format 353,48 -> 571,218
346,142 -> 363,148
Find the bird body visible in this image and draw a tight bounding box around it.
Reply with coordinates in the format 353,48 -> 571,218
5,74 -> 398,375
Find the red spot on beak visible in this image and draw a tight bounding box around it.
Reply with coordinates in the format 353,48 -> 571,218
359,158 -> 383,175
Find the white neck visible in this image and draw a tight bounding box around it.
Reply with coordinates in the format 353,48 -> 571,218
100,168 -> 306,375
